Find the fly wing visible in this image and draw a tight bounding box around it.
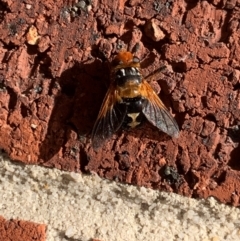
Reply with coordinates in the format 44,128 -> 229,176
91,85 -> 126,149
141,80 -> 179,138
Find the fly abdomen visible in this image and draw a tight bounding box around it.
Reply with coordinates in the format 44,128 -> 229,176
121,97 -> 146,129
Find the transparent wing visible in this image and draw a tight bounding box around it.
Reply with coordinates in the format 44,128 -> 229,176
91,85 -> 126,149
141,80 -> 179,138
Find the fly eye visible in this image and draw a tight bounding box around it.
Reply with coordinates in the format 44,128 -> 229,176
132,57 -> 140,63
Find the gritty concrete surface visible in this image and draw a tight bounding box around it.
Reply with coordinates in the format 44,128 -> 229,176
0,152 -> 240,241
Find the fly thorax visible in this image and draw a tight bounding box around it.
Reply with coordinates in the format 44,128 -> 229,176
115,67 -> 142,86
115,67 -> 142,98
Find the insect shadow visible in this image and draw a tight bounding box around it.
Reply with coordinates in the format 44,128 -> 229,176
39,52 -> 179,164
39,58 -> 107,166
